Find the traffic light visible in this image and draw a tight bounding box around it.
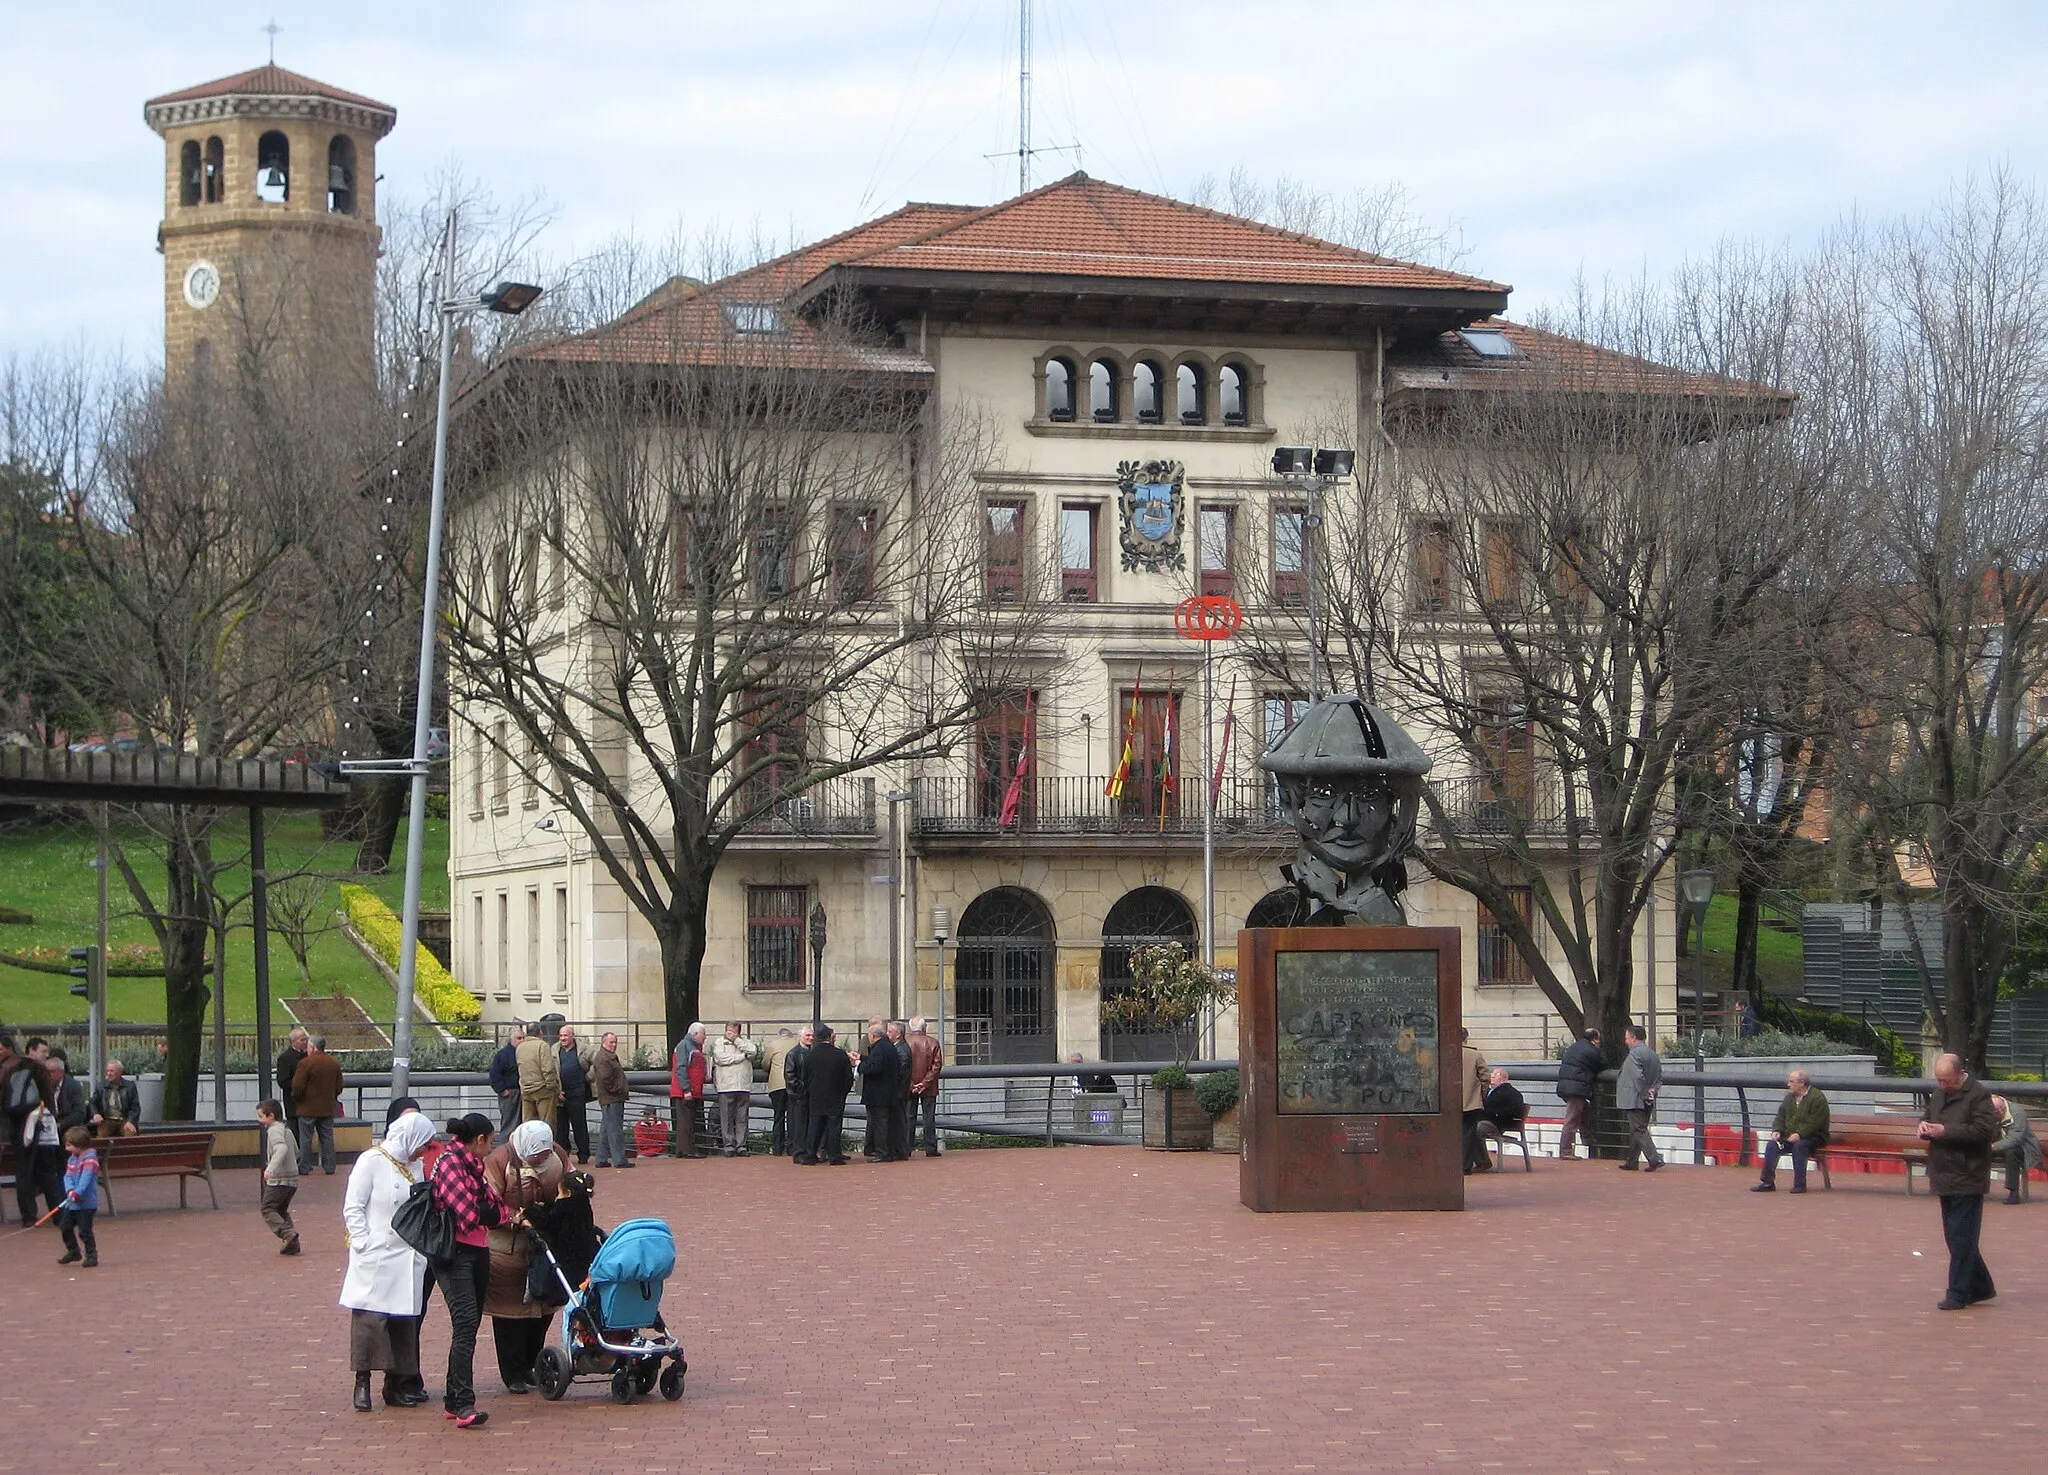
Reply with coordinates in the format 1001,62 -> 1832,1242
68,945 -> 100,1001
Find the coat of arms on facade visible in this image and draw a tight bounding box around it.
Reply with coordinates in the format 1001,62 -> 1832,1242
1116,459 -> 1186,573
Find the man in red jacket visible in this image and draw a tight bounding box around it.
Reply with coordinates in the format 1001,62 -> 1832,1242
668,1023 -> 709,1159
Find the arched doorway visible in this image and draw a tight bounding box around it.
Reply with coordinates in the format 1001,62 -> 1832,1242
1245,887 -> 1308,929
954,887 -> 1057,1064
1099,886 -> 1199,1061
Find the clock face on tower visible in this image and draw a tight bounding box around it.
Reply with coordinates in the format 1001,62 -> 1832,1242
182,259 -> 220,310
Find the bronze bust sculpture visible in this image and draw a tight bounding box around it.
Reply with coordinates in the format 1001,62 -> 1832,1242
1258,695 -> 1431,925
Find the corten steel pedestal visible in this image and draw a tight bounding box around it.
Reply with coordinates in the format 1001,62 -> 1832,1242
1239,925 -> 1463,1213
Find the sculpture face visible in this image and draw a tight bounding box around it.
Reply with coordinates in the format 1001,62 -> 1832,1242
1291,778 -> 1395,872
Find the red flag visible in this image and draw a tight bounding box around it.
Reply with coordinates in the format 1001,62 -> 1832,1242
1157,677 -> 1178,831
1211,676 -> 1238,807
998,691 -> 1034,829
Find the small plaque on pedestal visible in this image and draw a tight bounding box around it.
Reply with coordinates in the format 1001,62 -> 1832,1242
1239,925 -> 1462,1212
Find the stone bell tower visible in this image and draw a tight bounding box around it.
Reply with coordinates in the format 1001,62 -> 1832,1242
144,63 -> 396,392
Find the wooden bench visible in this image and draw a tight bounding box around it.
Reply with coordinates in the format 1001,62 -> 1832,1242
0,1129 -> 218,1218
1808,1113 -> 1928,1193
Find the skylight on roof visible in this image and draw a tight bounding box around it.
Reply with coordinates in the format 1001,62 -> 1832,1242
723,302 -> 783,334
1459,328 -> 1520,359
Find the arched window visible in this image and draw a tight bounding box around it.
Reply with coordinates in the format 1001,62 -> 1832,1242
1177,363 -> 1206,425
1133,359 -> 1163,423
1220,363 -> 1249,425
1245,888 -> 1308,929
955,887 -> 1057,1064
1045,356 -> 1077,421
179,141 -> 202,207
1099,886 -> 1199,1061
256,130 -> 290,203
327,136 -> 356,214
203,137 -> 224,203
1090,358 -> 1118,422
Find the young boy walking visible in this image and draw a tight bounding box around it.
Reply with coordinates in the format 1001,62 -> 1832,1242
256,1098 -> 302,1255
57,1125 -> 100,1267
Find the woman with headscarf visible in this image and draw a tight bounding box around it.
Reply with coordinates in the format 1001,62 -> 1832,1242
339,1111 -> 437,1412
429,1113 -> 505,1429
482,1117 -> 575,1392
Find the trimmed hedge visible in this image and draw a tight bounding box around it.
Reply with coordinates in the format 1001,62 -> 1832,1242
1758,994 -> 1917,1076
339,883 -> 481,1026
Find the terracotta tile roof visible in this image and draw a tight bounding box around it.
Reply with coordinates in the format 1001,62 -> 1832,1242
837,173 -> 1508,294
145,64 -> 394,115
531,202 -> 974,370
1387,319 -> 1793,405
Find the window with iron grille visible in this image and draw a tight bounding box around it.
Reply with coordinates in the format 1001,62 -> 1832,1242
753,507 -> 797,598
1478,886 -> 1535,986
747,885 -> 809,990
1411,519 -> 1454,612
1059,504 -> 1098,602
829,504 -> 880,603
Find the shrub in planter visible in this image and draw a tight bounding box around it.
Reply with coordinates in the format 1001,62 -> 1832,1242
1193,1068 -> 1239,1117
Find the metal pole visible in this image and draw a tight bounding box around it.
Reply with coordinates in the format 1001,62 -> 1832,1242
1302,475 -> 1324,700
251,807 -> 273,1101
92,808 -> 108,1086
936,935 -> 948,1061
211,915 -> 228,1124
1693,908 -> 1707,1164
391,208 -> 461,1107
1202,638 -> 1215,969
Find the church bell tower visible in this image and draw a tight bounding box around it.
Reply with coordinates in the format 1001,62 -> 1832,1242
144,63 -> 396,390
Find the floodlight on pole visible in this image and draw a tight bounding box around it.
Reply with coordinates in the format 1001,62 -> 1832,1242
384,208 -> 542,1108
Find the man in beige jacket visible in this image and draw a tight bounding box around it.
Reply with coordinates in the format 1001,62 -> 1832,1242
516,1024 -> 561,1125
1460,1028 -> 1491,1174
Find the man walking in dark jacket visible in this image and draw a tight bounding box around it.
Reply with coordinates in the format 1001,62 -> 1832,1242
786,1026 -> 814,1165
859,1023 -> 905,1162
275,1027 -> 308,1150
1555,1028 -> 1601,1159
489,1028 -> 522,1133
805,1026 -> 853,1165
1920,1053 -> 2000,1310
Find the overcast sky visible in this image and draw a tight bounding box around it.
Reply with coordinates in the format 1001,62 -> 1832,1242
6,1 -> 2048,364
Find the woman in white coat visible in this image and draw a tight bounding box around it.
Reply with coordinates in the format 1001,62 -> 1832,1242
340,1111 -> 436,1412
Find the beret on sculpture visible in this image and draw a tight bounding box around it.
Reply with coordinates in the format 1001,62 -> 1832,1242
1257,695 -> 1432,783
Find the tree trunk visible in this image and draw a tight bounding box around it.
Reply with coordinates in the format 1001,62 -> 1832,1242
353,776 -> 407,875
160,914 -> 211,1121
1731,875 -> 1762,1000
659,877 -> 712,1057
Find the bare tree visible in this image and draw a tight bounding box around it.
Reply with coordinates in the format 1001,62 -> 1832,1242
1830,175 -> 2048,1068
1185,167 -> 1470,269
443,283 -> 1054,1042
267,869 -> 338,992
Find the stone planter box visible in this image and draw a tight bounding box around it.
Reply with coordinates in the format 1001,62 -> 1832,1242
1209,1102 -> 1241,1154
1143,1085 -> 1211,1150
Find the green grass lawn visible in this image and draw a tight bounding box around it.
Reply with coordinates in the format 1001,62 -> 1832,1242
1690,892 -> 1806,998
0,813 -> 447,1028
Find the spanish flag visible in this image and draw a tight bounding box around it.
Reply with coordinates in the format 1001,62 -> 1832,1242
1104,671 -> 1142,800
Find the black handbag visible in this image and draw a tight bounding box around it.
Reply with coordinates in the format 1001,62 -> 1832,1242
390,1177 -> 456,1261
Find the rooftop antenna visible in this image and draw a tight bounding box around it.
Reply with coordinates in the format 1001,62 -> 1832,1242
262,17 -> 281,64
986,0 -> 1080,196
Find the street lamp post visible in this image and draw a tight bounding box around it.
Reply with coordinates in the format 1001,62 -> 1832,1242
931,905 -> 952,1062
339,208 -> 541,1107
1679,869 -> 1716,1165
1270,447 -> 1355,700
809,900 -> 828,1032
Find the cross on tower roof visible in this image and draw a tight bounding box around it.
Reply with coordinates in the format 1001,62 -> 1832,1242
262,17 -> 281,64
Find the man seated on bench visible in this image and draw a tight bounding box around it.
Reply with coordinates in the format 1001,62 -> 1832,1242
1753,1068 -> 1829,1194
1989,1094 -> 2039,1206
1482,1069 -> 1524,1133
90,1060 -> 141,1137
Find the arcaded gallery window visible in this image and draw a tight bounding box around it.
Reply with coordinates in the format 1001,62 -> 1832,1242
1220,362 -> 1249,425
1045,357 -> 1077,421
1133,360 -> 1164,423
1090,359 -> 1119,421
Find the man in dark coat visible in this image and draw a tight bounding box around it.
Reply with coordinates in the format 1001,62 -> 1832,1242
289,1036 -> 346,1174
858,1023 -> 905,1162
805,1026 -> 853,1165
887,1021 -> 914,1161
489,1028 -> 522,1133
274,1027 -> 308,1148
785,1026 -> 814,1165
1555,1028 -> 1602,1160
1919,1052 -> 2000,1310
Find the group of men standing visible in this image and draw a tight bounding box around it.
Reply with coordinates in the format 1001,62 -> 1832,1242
486,1022 -> 634,1167
663,1017 -> 944,1164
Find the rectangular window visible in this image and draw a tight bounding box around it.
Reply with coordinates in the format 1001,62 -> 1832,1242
545,505 -> 565,609
469,731 -> 485,816
1550,535 -> 1591,617
753,507 -> 796,598
1481,519 -> 1524,607
555,885 -> 571,998
1476,698 -> 1536,814
985,500 -> 1026,603
474,894 -> 493,998
1200,505 -> 1236,597
746,885 -> 809,990
1111,689 -> 1180,822
828,505 -> 880,603
740,689 -> 807,811
1478,886 -> 1536,986
1262,694 -> 1311,811
1412,519 -> 1454,612
674,503 -> 697,599
522,737 -> 540,809
491,719 -> 510,811
521,527 -> 541,613
492,544 -> 512,618
1272,504 -> 1307,607
975,692 -> 1037,823
1059,504 -> 1098,602
525,888 -> 541,998
495,891 -> 509,996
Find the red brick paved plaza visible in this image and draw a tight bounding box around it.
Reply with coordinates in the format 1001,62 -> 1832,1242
6,1145 -> 2045,1474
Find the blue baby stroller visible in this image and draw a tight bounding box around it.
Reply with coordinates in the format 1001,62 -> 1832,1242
532,1216 -> 688,1403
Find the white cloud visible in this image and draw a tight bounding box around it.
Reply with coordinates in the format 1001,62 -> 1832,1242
4,0 -> 2047,360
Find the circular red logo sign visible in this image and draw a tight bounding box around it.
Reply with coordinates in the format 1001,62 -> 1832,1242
1174,595 -> 1244,641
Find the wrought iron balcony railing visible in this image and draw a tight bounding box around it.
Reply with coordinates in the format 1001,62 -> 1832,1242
1425,772 -> 1597,844
911,773 -> 1291,838
736,776 -> 878,837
